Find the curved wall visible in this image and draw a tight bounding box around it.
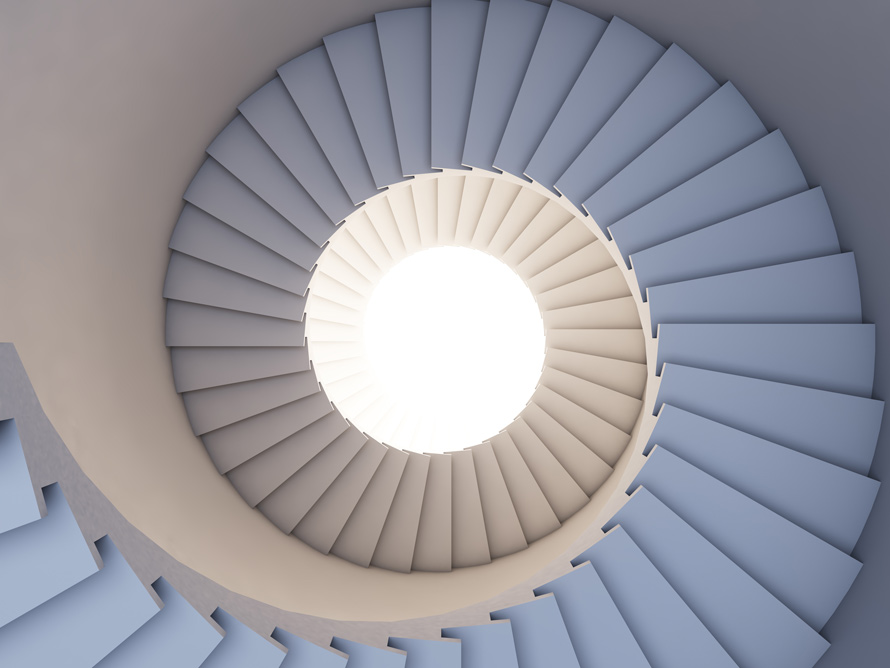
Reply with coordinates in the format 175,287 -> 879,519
1,0 -> 887,662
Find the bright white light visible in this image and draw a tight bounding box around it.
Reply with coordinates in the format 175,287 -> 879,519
360,247 -> 545,453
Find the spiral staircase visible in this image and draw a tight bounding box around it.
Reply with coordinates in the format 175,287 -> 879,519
1,0 -> 887,666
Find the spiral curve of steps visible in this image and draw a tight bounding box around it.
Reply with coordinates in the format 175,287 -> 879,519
1,0 -> 884,667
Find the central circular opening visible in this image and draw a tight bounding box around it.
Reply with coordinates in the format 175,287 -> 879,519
343,247 -> 545,453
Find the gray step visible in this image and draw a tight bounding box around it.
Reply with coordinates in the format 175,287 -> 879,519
331,446 -> 409,567
0,483 -> 98,628
372,452 -> 431,573
278,47 -> 378,204
647,253 -> 862,337
462,0 -> 547,172
573,527 -> 738,668
184,159 -> 322,271
556,44 -> 718,207
201,608 -> 286,668
273,628 -> 348,668
655,323 -> 875,397
388,637 -> 461,668
534,562 -> 651,668
610,131 -> 808,262
238,77 -> 357,225
494,0 -> 607,178
451,449 -> 491,568
170,347 -> 309,394
0,419 -> 40,533
489,432 -> 561,543
631,187 -> 840,295
95,578 -> 223,668
413,453 -> 452,572
584,82 -> 766,230
202,390 -> 335,473
324,22 -> 405,189
0,536 -> 159,667
206,115 -> 334,246
655,363 -> 882,475
632,446 -> 862,630
376,8 -> 432,176
164,301 -> 305,348
442,620 -> 519,668
430,0 -> 488,170
526,17 -> 664,189
252,424 -> 365,530
646,405 -> 880,554
472,442 -> 527,559
292,439 -> 388,554
610,487 -> 829,668
164,252 -> 305,322
490,594 -> 580,668
331,637 -> 407,668
169,204 -> 313,296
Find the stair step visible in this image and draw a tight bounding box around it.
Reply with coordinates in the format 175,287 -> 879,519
273,628 -> 348,668
442,620 -> 519,668
307,271 -> 367,311
347,211 -> 397,274
517,219 -> 602,282
546,348 -> 646,398
279,46 -> 378,204
326,228 -> 386,283
547,328 -> 646,364
573,527 -> 738,668
556,44 -> 718,208
534,562 -> 651,668
306,295 -> 363,328
202,391 -> 335,473
182,370 -> 318,436
169,204 -> 313,296
656,323 -> 875,397
252,425 -> 365,530
293,439 -> 388,554
437,174 -> 464,243
647,405 -> 880,554
635,187 -> 840,295
332,638 -> 406,668
238,77 -> 357,225
487,187 -> 548,257
526,17 -> 664,189
0,536 -> 159,667
520,402 -> 612,495
324,22 -> 405,189
656,364 -> 883,475
331,446 -> 410,567
201,608 -> 286,668
413,177 -> 439,247
387,182 -> 424,255
454,175 -> 495,246
632,446 -> 862,630
376,8 -> 432,176
0,483 -> 98,628
165,301 -> 305,348
372,452 -> 431,572
494,0 -> 607,178
430,0 -> 488,170
648,253 -> 862,336
206,115 -> 335,246
451,449 -> 491,567
413,453 -> 452,572
531,385 -> 630,466
0,419 -> 40,533
364,196 -> 410,262
610,130 -> 808,262
489,432 -> 560,543
584,82 -> 766,231
536,266 -> 630,311
610,486 -> 829,668
541,296 -> 641,330
500,200 -> 573,269
184,159 -> 322,271
95,577 -> 223,668
462,0 -> 547,171
388,636 -> 461,668
490,594 -> 580,668
171,347 -> 309,394
525,240 -> 612,294
472,442 -> 527,558
470,182 -> 523,251
506,419 -> 588,521
539,366 -> 641,434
